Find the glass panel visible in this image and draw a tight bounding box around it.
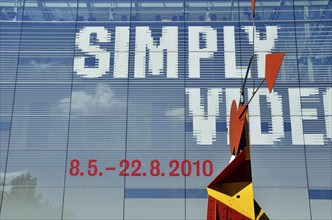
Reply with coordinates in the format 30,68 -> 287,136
185,199 -> 206,220
17,54 -> 74,83
0,0 -> 24,21
298,51 -> 332,83
0,22 -> 21,82
1,186 -> 64,219
77,0 -> 131,22
127,116 -> 184,149
294,0 -> 332,21
294,1 -> 332,85
9,116 -> 69,150
68,116 -> 127,150
67,82 -> 128,150
130,0 -> 184,22
306,147 -> 332,188
0,84 -> 15,117
17,21 -> 77,82
254,187 -> 311,219
127,84 -> 185,150
251,146 -> 308,187
186,0 -> 239,22
19,22 -> 77,54
0,19 -> 20,134
24,0 -> 78,22
9,83 -> 71,150
0,116 -> 11,150
3,150 -> 66,186
124,198 -> 185,219
239,0 -> 294,21
12,83 -> 70,116
311,200 -> 332,220
63,187 -> 124,220
0,150 -> 8,202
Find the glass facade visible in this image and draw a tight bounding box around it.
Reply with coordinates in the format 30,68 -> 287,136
0,0 -> 331,219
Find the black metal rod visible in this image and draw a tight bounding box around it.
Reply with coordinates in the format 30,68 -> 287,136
241,55 -> 254,95
239,78 -> 265,119
240,55 -> 254,105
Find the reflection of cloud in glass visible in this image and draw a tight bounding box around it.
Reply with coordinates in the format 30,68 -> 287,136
0,171 -> 27,182
0,171 -> 27,191
58,84 -> 125,116
165,108 -> 184,120
29,60 -> 59,70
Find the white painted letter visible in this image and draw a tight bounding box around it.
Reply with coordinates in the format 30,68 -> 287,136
323,88 -> 332,139
186,88 -> 222,145
243,26 -> 278,78
248,88 -> 284,145
189,26 -> 217,78
135,26 -> 178,78
74,27 -> 111,78
114,27 -> 129,78
224,26 -> 249,78
289,88 -> 324,145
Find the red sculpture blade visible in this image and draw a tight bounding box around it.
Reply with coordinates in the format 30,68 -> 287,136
265,52 -> 285,93
229,100 -> 247,156
207,196 -> 252,220
251,0 -> 256,17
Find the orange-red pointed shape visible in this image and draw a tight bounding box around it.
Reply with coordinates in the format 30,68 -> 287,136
229,100 -> 247,156
265,52 -> 285,93
251,0 -> 256,17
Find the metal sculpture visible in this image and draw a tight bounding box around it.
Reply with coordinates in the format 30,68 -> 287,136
206,1 -> 285,219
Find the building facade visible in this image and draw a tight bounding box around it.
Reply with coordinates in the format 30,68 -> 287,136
0,0 -> 331,219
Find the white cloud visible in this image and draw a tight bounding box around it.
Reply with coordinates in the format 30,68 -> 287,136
165,108 -> 185,120
0,171 -> 27,191
29,60 -> 59,70
58,84 -> 125,115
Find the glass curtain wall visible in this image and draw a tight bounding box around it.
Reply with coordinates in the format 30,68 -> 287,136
0,0 -> 331,219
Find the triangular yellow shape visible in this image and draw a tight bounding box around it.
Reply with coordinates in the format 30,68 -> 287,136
207,182 -> 255,219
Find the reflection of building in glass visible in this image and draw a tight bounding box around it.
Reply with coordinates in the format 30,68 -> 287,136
0,1 -> 331,219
